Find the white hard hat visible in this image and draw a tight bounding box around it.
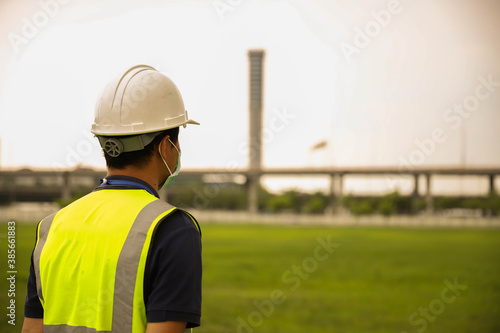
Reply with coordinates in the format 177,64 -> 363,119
91,65 -> 199,156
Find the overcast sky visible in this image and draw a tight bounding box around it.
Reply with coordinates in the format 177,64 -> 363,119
0,0 -> 499,194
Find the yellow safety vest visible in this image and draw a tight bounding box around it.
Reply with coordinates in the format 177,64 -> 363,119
33,189 -> 198,333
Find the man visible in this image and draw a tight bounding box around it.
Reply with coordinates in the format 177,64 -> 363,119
22,65 -> 202,333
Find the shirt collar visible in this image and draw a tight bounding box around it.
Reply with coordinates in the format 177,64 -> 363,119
98,175 -> 159,198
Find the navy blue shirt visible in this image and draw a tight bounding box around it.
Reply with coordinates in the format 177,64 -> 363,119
24,176 -> 202,328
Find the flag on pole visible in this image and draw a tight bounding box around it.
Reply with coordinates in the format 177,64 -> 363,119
311,140 -> 328,150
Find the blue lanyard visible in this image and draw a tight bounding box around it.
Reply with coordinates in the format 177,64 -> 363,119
99,178 -> 156,196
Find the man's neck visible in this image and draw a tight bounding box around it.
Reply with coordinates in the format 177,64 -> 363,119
106,166 -> 161,192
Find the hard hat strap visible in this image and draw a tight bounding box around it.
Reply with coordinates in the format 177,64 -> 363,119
97,131 -> 162,157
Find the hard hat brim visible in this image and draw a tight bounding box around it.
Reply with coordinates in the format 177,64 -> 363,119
185,119 -> 200,126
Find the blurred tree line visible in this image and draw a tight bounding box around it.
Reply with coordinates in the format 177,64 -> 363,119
342,191 -> 500,217
165,181 -> 500,217
55,180 -> 500,216
164,180 -> 331,213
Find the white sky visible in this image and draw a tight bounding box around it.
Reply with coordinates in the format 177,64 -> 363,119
0,0 -> 499,194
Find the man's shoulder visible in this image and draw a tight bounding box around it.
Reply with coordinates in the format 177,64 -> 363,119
156,208 -> 201,236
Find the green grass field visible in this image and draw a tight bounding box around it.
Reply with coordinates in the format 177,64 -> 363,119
1,221 -> 499,332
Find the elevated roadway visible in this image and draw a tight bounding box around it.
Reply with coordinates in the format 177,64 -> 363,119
0,166 -> 499,213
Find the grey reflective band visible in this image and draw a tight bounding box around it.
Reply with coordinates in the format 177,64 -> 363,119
33,212 -> 57,303
112,199 -> 175,332
43,324 -> 192,333
45,324 -> 110,333
97,131 -> 162,156
43,325 -> 193,333
44,325 -> 192,333
35,199 -> 180,332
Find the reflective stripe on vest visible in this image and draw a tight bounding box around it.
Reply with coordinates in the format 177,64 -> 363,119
33,189 -> 197,332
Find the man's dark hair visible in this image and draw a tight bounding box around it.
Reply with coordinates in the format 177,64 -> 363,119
103,127 -> 179,169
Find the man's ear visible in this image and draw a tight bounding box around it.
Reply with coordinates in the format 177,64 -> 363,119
158,135 -> 171,154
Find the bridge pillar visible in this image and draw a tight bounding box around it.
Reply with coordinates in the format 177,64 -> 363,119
247,176 -> 259,214
425,173 -> 433,215
61,172 -> 71,201
489,174 -> 496,195
412,174 -> 419,197
411,174 -> 419,214
326,173 -> 343,214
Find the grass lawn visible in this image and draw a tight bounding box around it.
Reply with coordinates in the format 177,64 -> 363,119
1,221 -> 499,332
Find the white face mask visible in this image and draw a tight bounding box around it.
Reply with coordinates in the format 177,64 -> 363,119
158,138 -> 181,189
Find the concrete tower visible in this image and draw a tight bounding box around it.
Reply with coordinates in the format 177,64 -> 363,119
247,50 -> 265,212
248,50 -> 265,169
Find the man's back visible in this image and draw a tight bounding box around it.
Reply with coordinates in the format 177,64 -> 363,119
37,189 -> 168,330
25,178 -> 202,332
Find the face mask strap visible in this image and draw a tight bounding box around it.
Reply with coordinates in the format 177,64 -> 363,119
159,138 -> 181,189
158,141 -> 173,176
